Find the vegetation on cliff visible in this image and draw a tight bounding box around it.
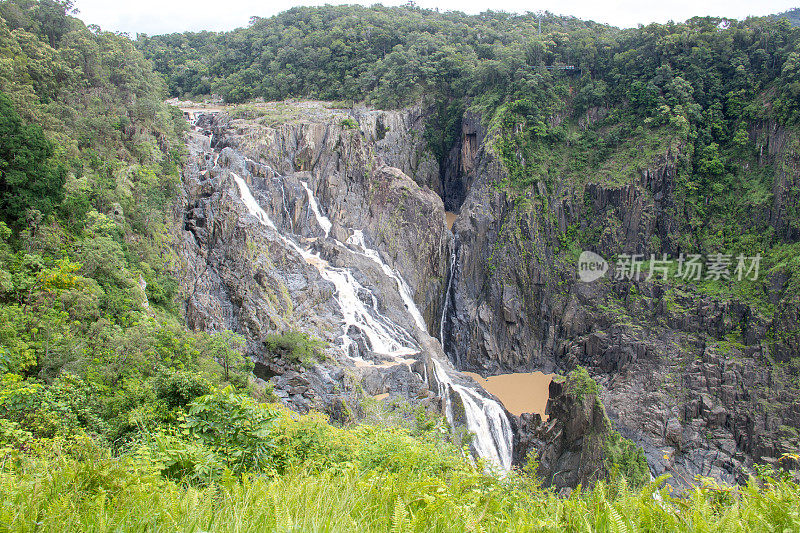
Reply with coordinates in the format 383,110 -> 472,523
0,0 -> 263,452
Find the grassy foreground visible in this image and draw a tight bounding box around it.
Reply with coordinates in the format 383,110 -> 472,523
0,403 -> 798,532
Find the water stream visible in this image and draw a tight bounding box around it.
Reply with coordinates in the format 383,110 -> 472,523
431,359 -> 513,471
437,217 -> 513,470
346,229 -> 426,332
233,173 -> 417,360
439,245 -> 457,347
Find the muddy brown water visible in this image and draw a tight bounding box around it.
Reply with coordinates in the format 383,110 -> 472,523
446,212 -> 457,230
464,372 -> 553,419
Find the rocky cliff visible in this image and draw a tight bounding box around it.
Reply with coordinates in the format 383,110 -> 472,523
174,100 -> 799,489
173,102 -> 520,471
514,379 -> 604,489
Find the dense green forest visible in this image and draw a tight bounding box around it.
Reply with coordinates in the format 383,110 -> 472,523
778,7 -> 800,26
0,1 -> 798,530
0,0 -> 265,452
138,7 -> 800,227
138,6 -> 800,125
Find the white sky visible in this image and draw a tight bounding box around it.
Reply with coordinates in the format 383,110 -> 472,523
73,0 -> 799,36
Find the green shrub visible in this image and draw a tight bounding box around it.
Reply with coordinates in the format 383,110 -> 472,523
195,330 -> 251,384
604,430 -> 650,489
143,430 -> 224,484
565,365 -> 599,402
154,368 -> 212,409
184,387 -> 279,475
264,331 -> 325,367
0,372 -> 99,441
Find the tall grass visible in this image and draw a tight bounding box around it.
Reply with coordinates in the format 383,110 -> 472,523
1,438 -> 798,532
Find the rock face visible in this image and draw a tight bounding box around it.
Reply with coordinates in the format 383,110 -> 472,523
174,103 -> 454,415
441,111 -> 485,211
172,102 -> 520,473
514,378 -> 612,489
208,104 -> 449,328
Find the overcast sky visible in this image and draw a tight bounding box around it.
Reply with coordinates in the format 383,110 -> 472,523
73,0 -> 799,36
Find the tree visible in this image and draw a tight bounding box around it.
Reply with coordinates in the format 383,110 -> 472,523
0,0 -> 76,46
185,387 -> 277,473
697,143 -> 725,178
34,0 -> 77,47
0,92 -> 66,228
199,330 -> 249,382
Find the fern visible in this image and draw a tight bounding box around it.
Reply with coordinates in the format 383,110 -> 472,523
273,493 -> 294,532
391,498 -> 407,533
608,505 -> 627,533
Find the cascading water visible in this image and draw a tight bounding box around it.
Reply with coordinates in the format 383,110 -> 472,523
432,360 -> 513,470
437,226 -> 514,471
233,173 -> 417,361
439,244 -> 457,347
300,181 -> 332,237
346,229 -> 426,332
229,159 -> 513,472
275,177 -> 294,233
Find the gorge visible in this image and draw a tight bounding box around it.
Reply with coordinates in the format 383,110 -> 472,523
179,103 -> 521,472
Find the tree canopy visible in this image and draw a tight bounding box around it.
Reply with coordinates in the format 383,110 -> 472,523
0,91 -> 65,226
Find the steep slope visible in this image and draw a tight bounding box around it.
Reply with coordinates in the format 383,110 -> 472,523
173,96 -> 800,488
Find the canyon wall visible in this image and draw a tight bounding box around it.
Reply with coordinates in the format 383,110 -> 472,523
443,109 -> 800,488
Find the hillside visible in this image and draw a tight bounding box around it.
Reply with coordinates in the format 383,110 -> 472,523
777,7 -> 800,26
138,6 -> 800,480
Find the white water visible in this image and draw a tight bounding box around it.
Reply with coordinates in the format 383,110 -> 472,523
233,173 -> 417,359
346,230 -> 427,332
301,182 -> 332,237
274,177 -> 294,233
432,359 -> 513,471
339,217 -> 513,472
436,241 -> 513,472
439,247 -> 457,345
232,169 -> 513,472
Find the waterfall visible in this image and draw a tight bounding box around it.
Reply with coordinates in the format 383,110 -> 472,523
232,168 -> 513,472
301,181 -> 332,237
431,360 -> 513,472
454,383 -> 514,471
345,229 -> 427,332
437,240 -> 514,472
274,177 -> 294,233
233,174 -> 417,360
439,245 -> 457,347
